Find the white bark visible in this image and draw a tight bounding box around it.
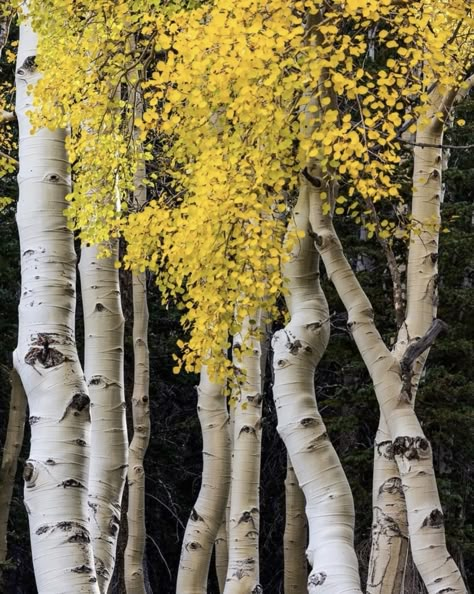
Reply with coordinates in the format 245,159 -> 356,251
0,369 -> 27,565
14,16 -> 99,593
273,186 -> 361,594
283,456 -> 307,594
306,161 -> 467,594
368,87 -> 464,594
177,366 -> 231,594
124,271 -> 151,594
79,243 -> 128,593
224,316 -> 265,594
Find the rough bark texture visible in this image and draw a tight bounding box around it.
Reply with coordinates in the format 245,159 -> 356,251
307,160 -> 467,594
273,187 -> 361,594
80,243 -> 128,593
14,17 -> 99,593
124,272 -> 150,594
224,316 -> 265,594
0,369 -> 27,566
177,366 -> 231,594
283,456 -> 307,594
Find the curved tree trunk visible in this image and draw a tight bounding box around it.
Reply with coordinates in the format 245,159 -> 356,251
368,87 -> 463,594
307,155 -> 467,593
79,243 -> 128,593
14,16 -> 99,593
0,369 -> 27,568
177,366 -> 231,593
224,315 -> 265,594
273,186 -> 361,594
283,456 -> 307,594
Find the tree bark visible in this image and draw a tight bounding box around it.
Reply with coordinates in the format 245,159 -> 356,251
14,16 -> 99,593
79,243 -> 128,593
307,162 -> 467,594
283,456 -> 307,594
177,366 -> 231,594
0,369 -> 27,567
273,186 -> 362,594
124,270 -> 150,594
224,316 -> 265,594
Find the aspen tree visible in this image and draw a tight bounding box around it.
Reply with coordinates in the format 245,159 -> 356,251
273,187 -> 362,594
306,146 -> 467,592
124,59 -> 152,594
283,456 -> 307,594
224,316 -> 265,594
0,369 -> 26,568
79,241 -> 128,593
14,12 -> 99,592
176,366 -> 231,594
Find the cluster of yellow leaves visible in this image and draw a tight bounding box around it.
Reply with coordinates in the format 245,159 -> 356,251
25,0 -> 474,377
0,79 -> 16,187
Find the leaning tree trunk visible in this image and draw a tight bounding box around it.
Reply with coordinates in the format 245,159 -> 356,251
368,85 -> 468,594
176,365 -> 231,594
224,315 -> 265,594
283,456 -> 307,594
272,185 -> 361,594
307,157 -> 467,593
13,16 -> 99,593
79,243 -> 128,593
0,369 -> 27,568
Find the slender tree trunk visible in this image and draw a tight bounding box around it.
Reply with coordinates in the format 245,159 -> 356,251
273,186 -> 361,594
368,88 -> 461,594
79,243 -> 128,593
224,315 -> 265,594
0,369 -> 27,568
177,366 -> 231,593
14,16 -> 99,593
307,159 -> 467,593
124,270 -> 150,594
124,70 -> 152,591
367,416 -> 408,594
283,456 -> 307,594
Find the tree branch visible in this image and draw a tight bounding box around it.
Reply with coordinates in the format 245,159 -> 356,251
400,319 -> 448,401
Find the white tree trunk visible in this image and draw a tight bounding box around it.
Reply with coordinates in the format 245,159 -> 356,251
283,456 -> 307,594
177,366 -> 231,594
368,91 -> 459,594
14,16 -> 99,593
0,369 -> 27,565
79,243 -> 128,593
367,416 -> 408,594
273,185 -> 361,594
307,161 -> 467,594
224,316 -> 265,594
124,271 -> 151,594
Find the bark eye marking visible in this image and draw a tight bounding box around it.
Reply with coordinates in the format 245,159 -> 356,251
17,55 -> 36,76
190,508 -> 204,522
376,440 -> 394,460
71,565 -> 93,574
59,392 -> 90,422
392,436 -> 430,460
60,479 -> 86,489
29,416 -> 40,425
23,461 -> 36,484
308,571 -> 327,586
185,541 -> 203,551
76,438 -> 87,447
422,508 -> 444,529
25,333 -> 68,369
95,303 -> 105,312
